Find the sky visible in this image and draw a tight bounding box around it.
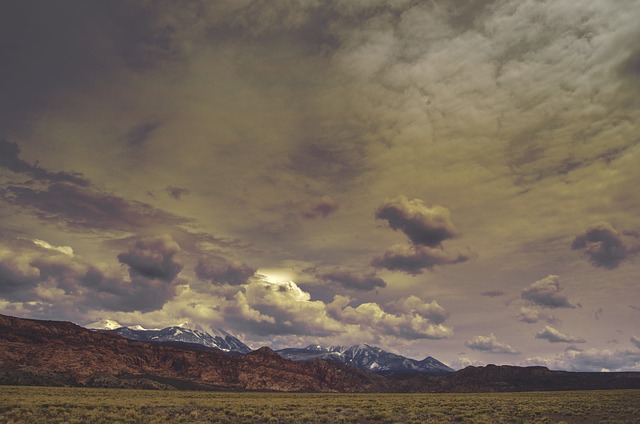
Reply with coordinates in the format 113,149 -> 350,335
1,0 -> 639,372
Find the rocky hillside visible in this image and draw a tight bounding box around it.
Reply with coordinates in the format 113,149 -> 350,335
1,314 -> 639,392
0,314 -> 388,392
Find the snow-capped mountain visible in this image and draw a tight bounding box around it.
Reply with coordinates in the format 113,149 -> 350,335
86,318 -> 124,330
87,320 -> 251,354
277,344 -> 453,374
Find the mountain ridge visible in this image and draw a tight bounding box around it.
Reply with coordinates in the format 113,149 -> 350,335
277,343 -> 453,375
2,314 -> 639,392
0,313 -> 388,392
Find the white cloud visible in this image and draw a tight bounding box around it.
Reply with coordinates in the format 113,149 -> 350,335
535,325 -> 586,344
465,333 -> 519,355
521,275 -> 574,309
516,307 -> 559,324
32,239 -> 74,256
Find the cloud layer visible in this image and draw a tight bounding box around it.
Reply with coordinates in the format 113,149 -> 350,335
0,0 -> 639,371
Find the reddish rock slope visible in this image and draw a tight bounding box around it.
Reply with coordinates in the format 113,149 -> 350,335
0,314 -> 388,392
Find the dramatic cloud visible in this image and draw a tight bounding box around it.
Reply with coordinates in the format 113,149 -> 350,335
0,245 -> 43,301
572,222 -> 637,269
521,275 -> 574,309
0,139 -> 88,186
385,295 -> 448,324
337,297 -> 454,340
465,334 -> 520,355
372,244 -> 469,275
82,266 -> 179,313
0,237 -> 181,314
300,195 -> 339,219
224,279 -> 452,341
631,336 -> 640,349
195,256 -> 256,286
375,196 -> 457,247
0,0 -> 639,367
316,269 -> 386,291
5,183 -> 188,232
535,326 -> 586,344
117,235 -> 183,282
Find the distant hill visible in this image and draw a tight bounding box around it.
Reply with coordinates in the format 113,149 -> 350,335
1,314 -> 639,392
277,344 -> 453,375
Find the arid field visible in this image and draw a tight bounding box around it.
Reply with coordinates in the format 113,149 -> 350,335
0,386 -> 638,423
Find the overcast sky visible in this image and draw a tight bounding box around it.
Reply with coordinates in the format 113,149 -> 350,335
1,0 -> 639,371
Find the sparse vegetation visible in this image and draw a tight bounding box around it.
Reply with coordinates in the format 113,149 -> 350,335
0,386 -> 638,423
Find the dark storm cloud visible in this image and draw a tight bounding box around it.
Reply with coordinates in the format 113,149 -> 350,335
376,196 -> 458,247
535,326 -> 586,344
82,266 -> 178,313
5,183 -> 188,232
0,255 -> 40,301
631,336 -> 640,349
0,139 -> 88,186
165,186 -> 190,200
465,333 -> 519,355
317,269 -> 386,291
300,195 -> 339,219
521,275 -> 575,309
195,256 -> 256,286
0,235 -> 182,314
0,238 -> 83,302
372,244 -> 470,275
572,222 -> 637,269
117,235 -> 183,282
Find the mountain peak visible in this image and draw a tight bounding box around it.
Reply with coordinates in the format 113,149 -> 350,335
86,318 -> 122,330
278,343 -> 453,375
95,323 -> 252,354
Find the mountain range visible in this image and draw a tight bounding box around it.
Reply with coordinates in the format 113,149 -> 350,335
277,344 -> 453,375
1,314 -> 639,392
87,318 -> 449,375
88,319 -> 251,354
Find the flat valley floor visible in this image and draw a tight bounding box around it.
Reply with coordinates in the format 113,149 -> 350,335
0,386 -> 638,423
